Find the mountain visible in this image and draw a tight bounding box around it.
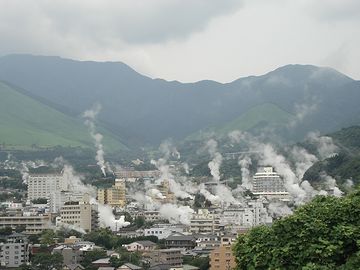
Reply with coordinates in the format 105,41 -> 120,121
0,80 -> 127,151
0,54 -> 359,145
303,126 -> 360,186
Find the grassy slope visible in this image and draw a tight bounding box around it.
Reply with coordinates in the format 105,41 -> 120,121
186,103 -> 294,140
0,81 -> 126,151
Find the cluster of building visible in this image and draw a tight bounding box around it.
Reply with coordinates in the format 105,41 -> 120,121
0,166 -> 290,269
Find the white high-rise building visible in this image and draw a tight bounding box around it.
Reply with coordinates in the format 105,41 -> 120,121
27,173 -> 66,201
27,173 -> 87,213
252,167 -> 289,201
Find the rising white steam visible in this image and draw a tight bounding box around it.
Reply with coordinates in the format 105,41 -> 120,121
205,139 -> 223,182
307,132 -> 338,159
238,155 -> 252,189
159,204 -> 194,225
83,104 -> 107,176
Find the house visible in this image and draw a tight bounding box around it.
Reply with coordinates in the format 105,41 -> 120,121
165,233 -> 196,250
146,249 -> 183,267
123,240 -> 157,252
117,263 -> 143,270
92,257 -> 111,268
63,264 -> 85,270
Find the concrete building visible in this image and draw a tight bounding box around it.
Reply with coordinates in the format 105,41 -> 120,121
115,170 -> 160,179
27,172 -> 86,213
98,179 -> 126,207
252,167 -> 289,200
60,196 -> 99,232
165,233 -> 196,250
144,224 -> 186,239
27,173 -> 65,201
220,199 -> 272,229
147,249 -> 183,267
0,215 -> 51,234
123,241 -> 156,252
209,236 -> 236,270
0,233 -> 29,268
190,209 -> 220,234
52,245 -> 84,265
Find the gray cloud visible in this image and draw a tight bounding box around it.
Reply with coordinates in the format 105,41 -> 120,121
0,0 -> 359,82
0,0 -> 242,46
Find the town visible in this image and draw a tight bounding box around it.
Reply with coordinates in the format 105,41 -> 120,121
0,162 -> 304,270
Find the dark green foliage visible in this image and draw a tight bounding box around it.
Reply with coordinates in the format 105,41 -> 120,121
109,248 -> 142,267
31,198 -> 48,204
183,256 -> 210,270
81,249 -> 107,269
39,230 -> 57,245
233,190 -> 360,269
84,228 -> 158,250
0,226 -> 13,236
31,252 -> 63,270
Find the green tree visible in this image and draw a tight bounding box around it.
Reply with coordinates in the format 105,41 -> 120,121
81,249 -> 107,269
234,190 -> 360,269
40,229 -> 57,245
31,252 -> 63,270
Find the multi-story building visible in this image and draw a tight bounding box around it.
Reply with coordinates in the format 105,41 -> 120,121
221,199 -> 272,229
147,249 -> 183,267
209,236 -> 237,270
27,172 -> 87,213
27,173 -> 66,201
190,209 -> 220,234
0,233 -> 30,268
97,179 -> 126,207
164,233 -> 196,250
59,195 -> 99,233
115,170 -> 160,179
252,167 -> 290,201
144,224 -> 186,239
0,215 -> 51,234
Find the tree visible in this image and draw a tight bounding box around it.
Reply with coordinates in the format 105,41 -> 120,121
81,249 -> 107,269
233,189 -> 360,269
40,229 -> 57,245
31,198 -> 48,204
31,252 -> 63,270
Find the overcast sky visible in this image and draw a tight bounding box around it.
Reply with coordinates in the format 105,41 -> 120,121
0,0 -> 359,82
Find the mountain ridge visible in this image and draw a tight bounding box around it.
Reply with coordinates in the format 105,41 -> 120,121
0,54 -> 359,146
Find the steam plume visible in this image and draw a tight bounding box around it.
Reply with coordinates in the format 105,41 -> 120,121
83,104 -> 107,176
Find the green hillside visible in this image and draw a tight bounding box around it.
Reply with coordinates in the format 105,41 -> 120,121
0,81 -> 126,151
216,103 -> 294,134
187,103 -> 294,140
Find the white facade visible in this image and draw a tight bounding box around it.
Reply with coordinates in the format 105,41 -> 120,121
221,199 -> 272,229
144,224 -> 186,239
252,167 -> 290,200
27,173 -> 66,201
28,173 -> 87,213
190,209 -> 220,234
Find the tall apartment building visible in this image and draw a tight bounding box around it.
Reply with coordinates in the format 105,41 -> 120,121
209,236 -> 237,270
97,179 -> 126,207
27,173 -> 66,201
0,233 -> 30,268
252,167 -> 289,200
27,172 -> 86,213
60,195 -> 99,233
0,215 -> 51,234
190,209 -> 220,234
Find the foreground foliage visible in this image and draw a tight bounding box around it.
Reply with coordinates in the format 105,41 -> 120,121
234,189 -> 360,269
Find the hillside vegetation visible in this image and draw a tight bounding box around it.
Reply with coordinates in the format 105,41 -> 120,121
0,81 -> 126,151
304,126 -> 360,186
1,55 -> 360,145
234,189 -> 360,269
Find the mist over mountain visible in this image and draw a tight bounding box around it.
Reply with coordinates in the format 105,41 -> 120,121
0,54 -> 359,148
